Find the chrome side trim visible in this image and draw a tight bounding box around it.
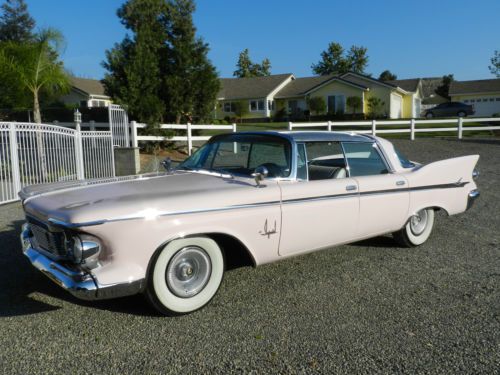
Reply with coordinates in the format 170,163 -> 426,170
47,181 -> 470,228
21,223 -> 145,300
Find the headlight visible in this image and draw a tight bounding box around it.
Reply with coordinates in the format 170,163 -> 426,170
71,235 -> 101,269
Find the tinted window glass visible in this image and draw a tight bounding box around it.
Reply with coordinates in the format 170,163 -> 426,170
342,142 -> 388,177
296,144 -> 308,180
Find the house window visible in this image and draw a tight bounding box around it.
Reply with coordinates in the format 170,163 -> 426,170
223,102 -> 235,112
250,100 -> 265,111
327,95 -> 345,113
268,100 -> 275,111
490,98 -> 495,102
496,98 -> 500,101
470,99 -> 475,103
91,100 -> 99,107
464,100 -> 469,103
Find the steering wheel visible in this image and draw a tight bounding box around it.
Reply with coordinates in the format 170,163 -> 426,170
258,163 -> 282,177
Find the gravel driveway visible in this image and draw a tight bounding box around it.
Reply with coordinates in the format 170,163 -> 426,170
0,137 -> 499,374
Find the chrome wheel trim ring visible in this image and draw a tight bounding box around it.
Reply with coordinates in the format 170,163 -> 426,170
410,209 -> 428,236
166,246 -> 212,298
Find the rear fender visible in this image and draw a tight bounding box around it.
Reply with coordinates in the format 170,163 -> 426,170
405,155 -> 479,217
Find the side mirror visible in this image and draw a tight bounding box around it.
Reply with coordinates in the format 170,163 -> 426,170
252,165 -> 269,186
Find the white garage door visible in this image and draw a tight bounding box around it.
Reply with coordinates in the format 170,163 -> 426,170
467,97 -> 500,117
390,94 -> 403,119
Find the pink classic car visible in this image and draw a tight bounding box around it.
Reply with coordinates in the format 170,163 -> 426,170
20,131 -> 479,315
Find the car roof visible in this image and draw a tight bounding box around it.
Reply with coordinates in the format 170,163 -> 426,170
214,131 -> 374,143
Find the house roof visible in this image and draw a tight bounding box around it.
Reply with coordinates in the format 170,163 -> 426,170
217,74 -> 293,100
449,79 -> 500,95
275,74 -> 368,99
387,78 -> 420,92
70,77 -> 107,96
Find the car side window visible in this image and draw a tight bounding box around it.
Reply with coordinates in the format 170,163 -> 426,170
296,143 -> 308,180
342,142 -> 389,177
305,141 -> 347,180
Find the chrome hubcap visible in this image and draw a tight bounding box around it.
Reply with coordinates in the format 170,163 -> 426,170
166,246 -> 212,298
410,209 -> 428,235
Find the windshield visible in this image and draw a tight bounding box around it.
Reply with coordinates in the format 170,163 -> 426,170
178,134 -> 292,178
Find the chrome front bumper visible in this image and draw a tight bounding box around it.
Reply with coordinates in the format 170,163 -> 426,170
20,223 -> 144,301
467,189 -> 480,210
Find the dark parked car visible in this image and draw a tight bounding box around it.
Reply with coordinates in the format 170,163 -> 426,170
424,102 -> 475,118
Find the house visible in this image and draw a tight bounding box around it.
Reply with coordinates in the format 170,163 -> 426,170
215,72 -> 424,121
215,74 -> 293,121
449,79 -> 500,117
59,77 -> 112,108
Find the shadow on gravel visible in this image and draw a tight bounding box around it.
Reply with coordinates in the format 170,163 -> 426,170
350,235 -> 399,248
0,219 -> 159,318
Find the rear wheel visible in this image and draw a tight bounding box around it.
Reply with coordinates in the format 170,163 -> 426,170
457,111 -> 466,117
425,112 -> 434,119
393,208 -> 435,247
146,236 -> 224,315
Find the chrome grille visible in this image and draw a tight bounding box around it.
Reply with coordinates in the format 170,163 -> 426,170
26,217 -> 66,255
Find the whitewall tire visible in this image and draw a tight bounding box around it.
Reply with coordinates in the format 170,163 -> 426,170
393,208 -> 435,247
146,236 -> 224,315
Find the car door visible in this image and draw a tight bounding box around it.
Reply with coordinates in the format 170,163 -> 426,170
342,142 -> 409,238
278,142 -> 359,256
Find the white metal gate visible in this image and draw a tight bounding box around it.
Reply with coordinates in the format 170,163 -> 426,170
0,122 -> 115,205
108,104 -> 130,147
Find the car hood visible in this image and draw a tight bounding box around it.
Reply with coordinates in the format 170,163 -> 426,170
22,171 -> 275,225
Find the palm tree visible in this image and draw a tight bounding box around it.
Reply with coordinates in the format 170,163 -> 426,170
0,28 -> 69,178
0,27 -> 69,123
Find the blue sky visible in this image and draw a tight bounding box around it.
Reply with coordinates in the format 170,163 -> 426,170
25,0 -> 499,81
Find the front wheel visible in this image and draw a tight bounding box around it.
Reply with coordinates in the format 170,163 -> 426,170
393,208 -> 435,247
146,236 -> 224,315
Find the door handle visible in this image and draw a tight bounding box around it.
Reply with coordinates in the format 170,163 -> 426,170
346,185 -> 357,191
396,180 -> 406,186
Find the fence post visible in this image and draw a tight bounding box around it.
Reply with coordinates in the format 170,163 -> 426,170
371,119 -> 377,136
410,118 -> 415,141
458,117 -> 463,140
74,111 -> 85,180
187,122 -> 192,156
130,121 -> 138,148
8,123 -> 21,194
288,121 -> 293,131
327,120 -> 332,132
232,123 -> 237,154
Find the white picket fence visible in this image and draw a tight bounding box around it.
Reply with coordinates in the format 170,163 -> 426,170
131,122 -> 237,155
288,117 -> 500,140
0,122 -> 115,205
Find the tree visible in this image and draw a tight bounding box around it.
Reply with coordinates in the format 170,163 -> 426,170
307,96 -> 326,115
103,0 -> 167,125
103,0 -> 220,125
312,42 -> 368,76
233,48 -> 272,77
435,74 -> 454,99
0,28 -> 70,123
162,0 -> 220,123
367,97 -> 385,119
378,70 -> 397,81
346,96 -> 362,114
490,50 -> 500,78
0,0 -> 35,42
232,101 -> 248,123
